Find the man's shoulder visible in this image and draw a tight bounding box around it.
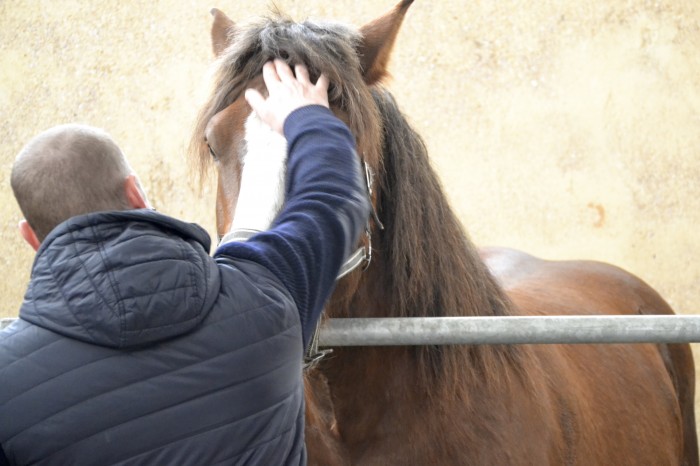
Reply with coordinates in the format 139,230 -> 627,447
0,318 -> 55,351
200,258 -> 305,376
213,256 -> 298,320
0,319 -> 64,400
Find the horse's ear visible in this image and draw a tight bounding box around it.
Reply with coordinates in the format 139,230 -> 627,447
211,8 -> 236,57
358,0 -> 414,85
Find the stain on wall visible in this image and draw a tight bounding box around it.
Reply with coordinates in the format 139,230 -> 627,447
2,0 -> 700,427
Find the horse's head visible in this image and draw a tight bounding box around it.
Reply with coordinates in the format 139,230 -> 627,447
191,1 -> 413,296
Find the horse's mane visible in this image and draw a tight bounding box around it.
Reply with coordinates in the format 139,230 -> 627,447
191,11 -> 529,392
367,88 -> 528,390
373,88 -> 514,321
190,13 -> 383,180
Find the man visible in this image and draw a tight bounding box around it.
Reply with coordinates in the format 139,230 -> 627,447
0,60 -> 369,465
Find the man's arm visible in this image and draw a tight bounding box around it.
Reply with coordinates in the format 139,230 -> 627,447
0,444 -> 9,466
215,60 -> 370,348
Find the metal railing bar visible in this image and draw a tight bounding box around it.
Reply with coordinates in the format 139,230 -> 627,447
4,315 -> 700,345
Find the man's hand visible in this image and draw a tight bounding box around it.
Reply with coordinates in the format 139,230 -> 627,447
245,59 -> 330,134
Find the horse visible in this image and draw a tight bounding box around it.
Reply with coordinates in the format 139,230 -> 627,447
190,2 -> 698,464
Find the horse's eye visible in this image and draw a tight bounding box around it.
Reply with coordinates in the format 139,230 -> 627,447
207,143 -> 218,160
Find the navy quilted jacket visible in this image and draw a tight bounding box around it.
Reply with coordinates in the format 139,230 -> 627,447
0,106 -> 369,465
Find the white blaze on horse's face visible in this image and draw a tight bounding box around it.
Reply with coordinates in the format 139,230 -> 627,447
229,112 -> 287,232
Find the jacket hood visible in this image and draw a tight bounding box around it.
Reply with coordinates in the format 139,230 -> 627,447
20,209 -> 220,348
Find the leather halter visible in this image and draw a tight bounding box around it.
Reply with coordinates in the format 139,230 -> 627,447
304,160 -> 383,368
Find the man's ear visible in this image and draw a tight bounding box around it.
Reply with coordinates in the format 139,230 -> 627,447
19,220 -> 40,251
124,174 -> 150,209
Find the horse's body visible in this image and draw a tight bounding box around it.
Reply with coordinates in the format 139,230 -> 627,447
192,2 -> 697,464
481,247 -> 697,464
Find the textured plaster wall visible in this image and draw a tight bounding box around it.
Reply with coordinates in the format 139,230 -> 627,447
2,0 -> 700,418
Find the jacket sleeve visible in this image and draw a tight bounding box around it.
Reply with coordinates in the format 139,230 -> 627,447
0,444 -> 8,466
214,105 -> 370,349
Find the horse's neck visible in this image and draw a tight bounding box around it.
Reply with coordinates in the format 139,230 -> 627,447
321,256 -> 526,437
319,335 -> 529,458
319,97 -> 527,446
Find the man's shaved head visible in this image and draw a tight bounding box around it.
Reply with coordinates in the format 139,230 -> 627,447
11,124 -> 136,241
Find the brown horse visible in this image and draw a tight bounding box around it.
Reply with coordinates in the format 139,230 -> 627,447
191,2 -> 698,464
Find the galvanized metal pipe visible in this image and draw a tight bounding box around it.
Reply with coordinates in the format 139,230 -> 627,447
3,315 -> 700,345
318,315 -> 700,346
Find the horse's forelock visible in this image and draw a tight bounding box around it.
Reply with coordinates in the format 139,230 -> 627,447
190,14 -> 383,181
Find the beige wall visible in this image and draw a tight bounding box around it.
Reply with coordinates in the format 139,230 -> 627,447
2,0 -> 700,408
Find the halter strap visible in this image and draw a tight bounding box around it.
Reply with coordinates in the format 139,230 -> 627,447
218,228 -> 261,244
219,229 -> 368,280
305,160 -> 383,369
338,246 -> 368,279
